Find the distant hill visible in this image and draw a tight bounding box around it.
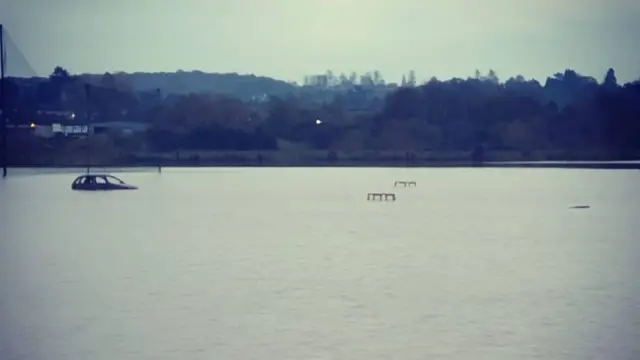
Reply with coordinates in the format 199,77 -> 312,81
80,70 -> 299,100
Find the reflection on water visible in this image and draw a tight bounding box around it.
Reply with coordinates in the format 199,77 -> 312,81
1,168 -> 640,360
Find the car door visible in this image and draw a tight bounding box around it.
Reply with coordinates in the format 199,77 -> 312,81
95,176 -> 109,190
77,176 -> 91,190
73,177 -> 84,190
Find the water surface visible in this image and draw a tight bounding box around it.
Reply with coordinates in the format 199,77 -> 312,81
1,167 -> 639,360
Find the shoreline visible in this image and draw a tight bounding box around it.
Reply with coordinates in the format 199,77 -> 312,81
4,160 -> 640,172
5,150 -> 640,171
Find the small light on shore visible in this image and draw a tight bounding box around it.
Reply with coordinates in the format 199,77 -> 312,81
30,122 -> 36,128
315,119 -> 322,125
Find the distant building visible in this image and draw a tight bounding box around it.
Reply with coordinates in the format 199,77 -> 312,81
36,110 -> 75,117
26,119 -> 150,139
36,110 -> 76,121
50,121 -> 148,137
57,123 -> 89,136
90,121 -> 150,136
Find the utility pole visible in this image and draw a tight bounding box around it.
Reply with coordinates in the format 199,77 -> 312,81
85,83 -> 91,173
1,24 -> 7,178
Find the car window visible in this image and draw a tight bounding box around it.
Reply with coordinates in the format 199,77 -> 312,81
107,176 -> 124,184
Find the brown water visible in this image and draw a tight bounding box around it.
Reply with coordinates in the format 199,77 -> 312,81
1,167 -> 639,360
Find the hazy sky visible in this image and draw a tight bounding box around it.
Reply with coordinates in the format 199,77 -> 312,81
1,0 -> 639,83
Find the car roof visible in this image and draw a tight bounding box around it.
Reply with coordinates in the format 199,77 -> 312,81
74,174 -> 116,180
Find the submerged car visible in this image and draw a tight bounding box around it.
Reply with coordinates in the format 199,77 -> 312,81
71,174 -> 138,191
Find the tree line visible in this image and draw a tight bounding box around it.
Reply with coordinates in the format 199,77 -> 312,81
2,66 -> 640,161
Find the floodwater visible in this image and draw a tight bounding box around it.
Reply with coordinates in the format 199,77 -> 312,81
1,167 -> 639,360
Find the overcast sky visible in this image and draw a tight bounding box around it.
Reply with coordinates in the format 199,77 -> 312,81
1,0 -> 639,83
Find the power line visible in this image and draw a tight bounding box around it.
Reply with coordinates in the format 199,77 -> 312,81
1,26 -> 38,78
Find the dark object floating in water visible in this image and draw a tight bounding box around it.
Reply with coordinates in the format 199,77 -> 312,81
367,192 -> 396,201
71,174 -> 138,191
569,205 -> 590,209
394,181 -> 417,187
